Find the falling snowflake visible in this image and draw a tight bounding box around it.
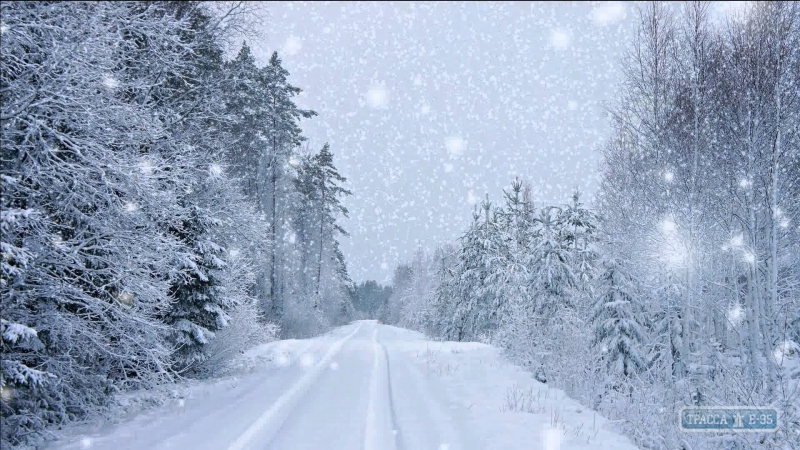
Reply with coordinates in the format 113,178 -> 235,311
659,217 -> 676,234
443,163 -> 454,173
366,83 -> 389,108
550,29 -> 570,49
729,234 -> 743,247
420,104 -> 431,115
742,251 -> 755,264
739,178 -> 751,188
567,100 -> 578,111
102,74 -> 119,89
590,2 -> 627,26
413,75 -> 423,86
229,248 -> 240,258
209,163 -> 223,177
124,201 -> 138,213
0,22 -> 8,35
727,304 -> 743,326
445,136 -> 467,158
283,35 -> 303,55
329,362 -> 339,370
79,437 -> 94,449
52,235 -> 65,249
139,160 -> 154,176
664,171 -> 674,182
466,190 -> 479,205
380,262 -> 388,270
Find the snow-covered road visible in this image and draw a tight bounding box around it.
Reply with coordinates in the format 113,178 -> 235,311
52,321 -> 640,450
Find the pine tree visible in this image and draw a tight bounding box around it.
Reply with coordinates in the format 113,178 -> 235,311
528,206 -> 577,320
167,204 -> 231,371
261,52 -> 316,321
592,258 -> 647,377
309,144 -> 352,303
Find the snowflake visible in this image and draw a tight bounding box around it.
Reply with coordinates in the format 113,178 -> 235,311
445,136 -> 467,157
550,29 -> 570,49
443,163 -> 454,173
659,217 -> 676,234
283,35 -> 303,55
664,171 -> 674,182
124,201 -> 138,213
366,83 -> 389,109
466,190 -> 479,205
228,248 -> 240,258
567,100 -> 578,111
726,304 -> 743,326
739,178 -> 751,188
420,104 -> 431,115
102,74 -> 119,89
209,163 -> 223,177
742,251 -> 755,264
139,160 -> 154,176
590,2 -> 627,26
79,437 -> 93,449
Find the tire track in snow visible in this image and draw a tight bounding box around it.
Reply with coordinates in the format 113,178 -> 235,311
225,322 -> 363,450
383,343 -> 404,450
364,327 -> 398,450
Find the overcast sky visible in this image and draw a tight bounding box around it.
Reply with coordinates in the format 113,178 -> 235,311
242,1 -> 737,284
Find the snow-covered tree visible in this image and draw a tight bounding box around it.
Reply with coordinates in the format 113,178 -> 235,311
592,258 -> 647,377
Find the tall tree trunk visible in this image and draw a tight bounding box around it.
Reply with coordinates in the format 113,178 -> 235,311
316,182 -> 326,305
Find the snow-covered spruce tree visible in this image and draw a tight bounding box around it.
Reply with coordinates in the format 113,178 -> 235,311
164,164 -> 269,373
449,198 -> 505,341
592,257 -> 647,378
308,144 -> 352,305
527,206 -> 577,322
558,190 -> 599,296
491,179 -> 535,356
166,202 -> 230,372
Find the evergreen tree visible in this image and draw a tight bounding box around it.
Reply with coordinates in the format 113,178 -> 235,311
262,52 -> 317,321
309,143 -> 352,304
592,258 -> 647,377
528,206 -> 577,320
167,204 -> 231,371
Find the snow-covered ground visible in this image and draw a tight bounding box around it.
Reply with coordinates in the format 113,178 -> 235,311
48,321 -> 639,450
